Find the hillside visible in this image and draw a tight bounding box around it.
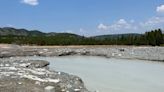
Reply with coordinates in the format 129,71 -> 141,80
0,27 -> 82,37
0,27 -> 163,46
0,27 -> 28,36
0,27 -> 142,38
92,33 -> 142,40
0,27 -> 45,36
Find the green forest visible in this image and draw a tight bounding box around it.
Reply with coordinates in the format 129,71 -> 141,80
0,28 -> 163,46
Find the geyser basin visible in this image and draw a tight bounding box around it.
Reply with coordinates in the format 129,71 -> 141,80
24,56 -> 164,92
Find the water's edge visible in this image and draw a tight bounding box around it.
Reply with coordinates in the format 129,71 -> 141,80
1,45 -> 164,92
21,56 -> 164,92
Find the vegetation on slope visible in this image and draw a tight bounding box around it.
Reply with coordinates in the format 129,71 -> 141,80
0,27 -> 163,46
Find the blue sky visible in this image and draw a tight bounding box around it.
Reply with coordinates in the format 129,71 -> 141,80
0,0 -> 164,36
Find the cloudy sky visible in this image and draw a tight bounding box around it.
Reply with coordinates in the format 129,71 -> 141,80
0,0 -> 164,36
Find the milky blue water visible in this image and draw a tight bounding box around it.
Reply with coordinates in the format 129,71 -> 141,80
25,56 -> 164,92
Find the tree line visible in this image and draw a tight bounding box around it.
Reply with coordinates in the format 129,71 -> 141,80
0,29 -> 163,46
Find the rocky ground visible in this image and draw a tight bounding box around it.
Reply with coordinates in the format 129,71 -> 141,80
0,58 -> 89,92
0,45 -> 164,61
0,44 -> 164,92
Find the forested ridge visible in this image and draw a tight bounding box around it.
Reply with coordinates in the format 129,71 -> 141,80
0,27 -> 163,46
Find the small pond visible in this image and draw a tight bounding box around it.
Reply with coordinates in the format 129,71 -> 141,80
23,56 -> 164,92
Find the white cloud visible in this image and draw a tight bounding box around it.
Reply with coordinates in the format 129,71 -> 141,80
97,19 -> 137,31
111,19 -> 133,30
130,20 -> 135,23
64,30 -> 73,33
138,16 -> 164,32
157,4 -> 164,13
79,28 -> 85,33
6,24 -> 15,27
21,0 -> 39,6
79,28 -> 90,36
140,17 -> 164,26
117,19 -> 127,24
97,4 -> 164,34
97,23 -> 108,30
97,16 -> 164,34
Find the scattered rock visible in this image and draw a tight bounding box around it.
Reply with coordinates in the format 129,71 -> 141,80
26,60 -> 50,68
1,45 -> 164,92
44,86 -> 55,92
119,48 -> 125,52
0,59 -> 89,92
1,45 -> 164,61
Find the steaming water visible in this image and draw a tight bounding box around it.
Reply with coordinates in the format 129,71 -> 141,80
26,56 -> 164,92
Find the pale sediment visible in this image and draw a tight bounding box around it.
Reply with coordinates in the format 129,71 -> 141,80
0,45 -> 164,92
0,58 -> 89,92
1,45 -> 164,61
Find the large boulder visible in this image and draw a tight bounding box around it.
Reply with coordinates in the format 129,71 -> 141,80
25,60 -> 50,68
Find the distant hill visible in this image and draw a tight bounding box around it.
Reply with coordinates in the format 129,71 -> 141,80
0,27 -> 143,38
0,27 -> 45,36
0,27 -> 163,46
28,30 -> 45,36
92,33 -> 142,40
0,27 -> 81,38
46,32 -> 82,38
0,27 -> 28,36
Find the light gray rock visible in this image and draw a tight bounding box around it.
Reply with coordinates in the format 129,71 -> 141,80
26,60 -> 50,68
0,59 -> 89,92
44,86 -> 55,92
1,45 -> 164,61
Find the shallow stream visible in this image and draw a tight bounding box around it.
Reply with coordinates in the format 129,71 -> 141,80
23,56 -> 164,92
